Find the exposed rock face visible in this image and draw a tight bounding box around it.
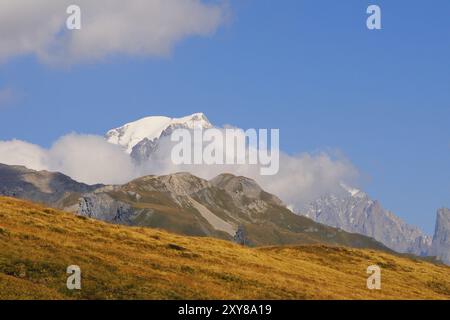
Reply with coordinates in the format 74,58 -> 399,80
303,185 -> 432,256
0,163 -> 101,207
233,225 -> 249,245
130,137 -> 159,164
431,208 -> 450,265
77,191 -> 135,224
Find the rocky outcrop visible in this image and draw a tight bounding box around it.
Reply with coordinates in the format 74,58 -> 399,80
77,191 -> 136,224
431,208 -> 450,265
233,225 -> 249,245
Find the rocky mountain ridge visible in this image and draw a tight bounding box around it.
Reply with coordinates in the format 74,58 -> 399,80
70,172 -> 390,250
303,184 -> 433,256
1,162 -> 449,264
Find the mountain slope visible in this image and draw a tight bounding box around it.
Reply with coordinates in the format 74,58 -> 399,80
303,185 -> 432,256
0,197 -> 449,300
0,163 -> 101,208
70,172 -> 391,251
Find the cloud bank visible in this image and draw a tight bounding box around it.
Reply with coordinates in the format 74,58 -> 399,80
0,0 -> 227,64
0,133 -> 359,211
0,135 -> 136,185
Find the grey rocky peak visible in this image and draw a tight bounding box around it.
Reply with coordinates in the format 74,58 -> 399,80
431,208 -> 450,265
303,184 -> 432,256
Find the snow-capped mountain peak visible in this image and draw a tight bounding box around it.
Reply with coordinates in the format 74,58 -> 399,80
106,113 -> 212,153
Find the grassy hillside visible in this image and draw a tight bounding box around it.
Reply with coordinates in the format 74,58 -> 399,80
0,196 -> 449,300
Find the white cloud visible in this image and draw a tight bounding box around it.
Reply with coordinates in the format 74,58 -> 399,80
0,134 -> 136,185
0,0 -> 227,64
0,139 -> 48,170
47,134 -> 138,185
259,152 -> 359,210
0,132 -> 359,209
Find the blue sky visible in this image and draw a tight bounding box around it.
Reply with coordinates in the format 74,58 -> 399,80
0,0 -> 449,233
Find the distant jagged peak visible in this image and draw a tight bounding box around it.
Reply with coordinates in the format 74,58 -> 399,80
304,182 -> 433,257
105,112 -> 213,153
437,207 -> 450,218
434,207 -> 450,239
432,207 -> 450,265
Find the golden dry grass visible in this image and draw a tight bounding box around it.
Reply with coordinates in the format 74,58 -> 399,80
0,196 -> 449,300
